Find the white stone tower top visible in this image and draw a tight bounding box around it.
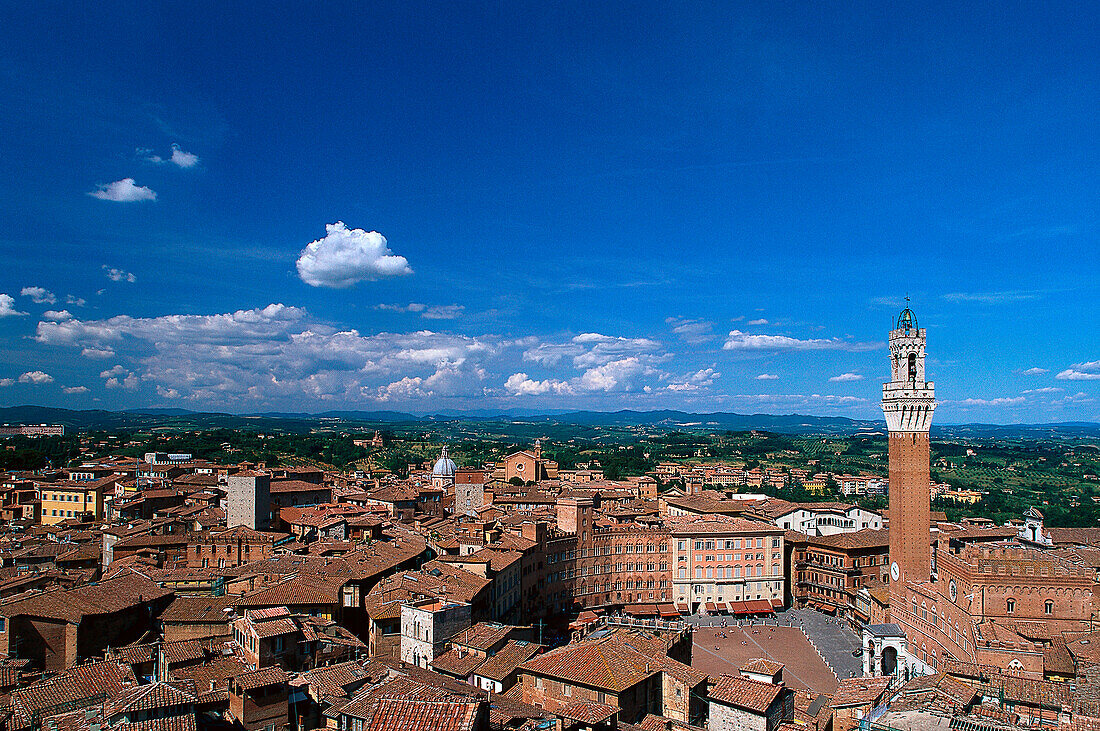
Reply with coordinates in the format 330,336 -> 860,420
882,305 -> 936,432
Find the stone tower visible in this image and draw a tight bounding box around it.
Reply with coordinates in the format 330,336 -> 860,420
882,305 -> 936,590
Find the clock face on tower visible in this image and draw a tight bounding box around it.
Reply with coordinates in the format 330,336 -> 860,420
890,561 -> 900,582
949,579 -> 958,603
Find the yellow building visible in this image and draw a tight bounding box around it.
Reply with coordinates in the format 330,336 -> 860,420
38,478 -> 113,524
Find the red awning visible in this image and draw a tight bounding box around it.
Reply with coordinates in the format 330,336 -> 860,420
729,601 -> 752,615
744,599 -> 775,614
770,599 -> 784,608
658,603 -> 680,618
704,602 -> 718,612
624,603 -> 659,617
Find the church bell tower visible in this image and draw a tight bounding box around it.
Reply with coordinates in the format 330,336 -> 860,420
882,304 -> 936,589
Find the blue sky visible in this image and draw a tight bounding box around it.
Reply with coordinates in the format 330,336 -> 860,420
0,2 -> 1097,421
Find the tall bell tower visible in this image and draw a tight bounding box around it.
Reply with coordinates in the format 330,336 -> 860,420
882,304 -> 936,590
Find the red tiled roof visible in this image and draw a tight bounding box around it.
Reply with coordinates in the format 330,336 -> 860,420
709,674 -> 783,713
363,698 -> 482,731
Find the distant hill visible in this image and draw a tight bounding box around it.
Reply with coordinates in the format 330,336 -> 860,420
0,405 -> 1096,438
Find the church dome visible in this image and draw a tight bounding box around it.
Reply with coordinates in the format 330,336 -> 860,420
432,445 -> 457,476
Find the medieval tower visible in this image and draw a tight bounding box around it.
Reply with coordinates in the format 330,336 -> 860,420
882,305 -> 936,590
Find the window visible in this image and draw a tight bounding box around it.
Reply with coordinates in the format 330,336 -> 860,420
1007,599 -> 1015,614
1045,600 -> 1054,615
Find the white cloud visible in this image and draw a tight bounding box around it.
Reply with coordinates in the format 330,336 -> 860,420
65,295 -> 86,307
0,379 -> 12,386
19,371 -> 53,385
829,372 -> 863,382
36,304 -> 505,406
62,386 -> 89,394
943,291 -> 1041,304
946,397 -> 1027,407
21,287 -> 56,304
667,368 -> 720,391
43,310 -> 72,321
746,318 -> 769,326
524,333 -> 664,370
377,303 -> 464,319
142,143 -> 200,168
1021,387 -> 1062,394
1021,367 -> 1048,375
88,178 -> 156,202
103,266 -> 137,283
170,144 -> 199,168
665,317 -> 714,344
578,357 -> 646,392
296,222 -> 412,288
0,294 -> 26,317
504,373 -> 574,396
420,305 -> 464,320
1056,361 -> 1100,381
723,330 -> 880,352
755,374 -> 779,380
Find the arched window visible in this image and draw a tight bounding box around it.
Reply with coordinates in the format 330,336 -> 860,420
1045,600 -> 1054,615
1006,598 -> 1015,614
907,353 -> 917,381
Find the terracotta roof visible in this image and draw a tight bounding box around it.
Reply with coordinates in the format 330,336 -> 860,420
104,681 -> 197,718
450,622 -> 516,652
806,529 -> 889,550
740,658 -> 784,676
558,701 -> 617,724
0,574 -> 173,624
708,674 -> 783,713
474,641 -> 543,682
362,698 -> 482,731
234,666 -> 290,691
830,676 -> 892,707
430,649 -> 486,678
159,596 -> 235,624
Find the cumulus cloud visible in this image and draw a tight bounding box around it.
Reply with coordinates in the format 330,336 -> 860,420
1057,361 -> 1100,380
88,178 -> 156,202
21,287 -> 56,304
1021,367 -> 1048,375
504,373 -> 574,396
667,368 -> 720,392
524,333 -> 664,369
665,317 -> 714,344
723,330 -> 880,352
746,318 -> 769,326
296,222 -> 412,288
43,310 -> 72,321
0,379 -> 12,387
19,371 -> 53,385
66,295 -> 86,307
62,386 -> 89,394
755,374 -> 779,380
829,372 -> 863,382
0,294 -> 26,317
103,266 -> 137,283
36,304 -> 505,406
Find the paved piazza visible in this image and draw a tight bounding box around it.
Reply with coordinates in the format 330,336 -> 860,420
690,622 -> 840,695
